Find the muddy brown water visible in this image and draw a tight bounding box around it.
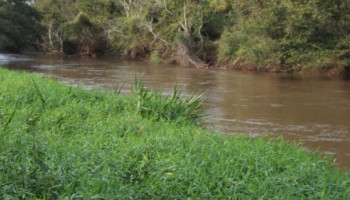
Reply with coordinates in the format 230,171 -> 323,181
2,55 -> 350,169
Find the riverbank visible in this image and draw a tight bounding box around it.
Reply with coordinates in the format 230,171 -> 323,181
215,60 -> 350,78
1,68 -> 349,199
2,52 -> 349,79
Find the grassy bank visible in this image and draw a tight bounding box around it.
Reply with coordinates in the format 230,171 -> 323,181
1,68 -> 349,199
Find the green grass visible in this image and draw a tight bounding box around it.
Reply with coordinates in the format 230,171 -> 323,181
0,68 -> 349,199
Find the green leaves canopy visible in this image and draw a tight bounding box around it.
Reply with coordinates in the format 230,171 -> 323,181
0,0 -> 43,52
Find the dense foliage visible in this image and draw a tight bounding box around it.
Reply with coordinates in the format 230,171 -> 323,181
1,0 -> 350,72
0,0 -> 43,52
33,0 -> 350,72
217,0 -> 350,71
1,68 -> 350,199
33,0 -> 113,56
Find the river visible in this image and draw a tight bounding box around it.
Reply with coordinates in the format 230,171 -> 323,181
1,54 -> 350,169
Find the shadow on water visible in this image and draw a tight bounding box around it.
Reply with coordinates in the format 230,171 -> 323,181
2,54 -> 350,169
341,66 -> 350,80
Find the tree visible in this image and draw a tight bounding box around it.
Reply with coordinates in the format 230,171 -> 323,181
34,0 -> 115,56
217,0 -> 350,70
0,0 -> 43,52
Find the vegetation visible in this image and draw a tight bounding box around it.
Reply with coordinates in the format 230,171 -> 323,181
1,0 -> 350,71
0,0 -> 43,53
1,68 -> 350,199
216,0 -> 350,72
31,0 -> 350,73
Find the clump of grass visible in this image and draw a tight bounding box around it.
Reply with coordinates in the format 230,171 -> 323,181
0,68 -> 349,199
132,77 -> 203,124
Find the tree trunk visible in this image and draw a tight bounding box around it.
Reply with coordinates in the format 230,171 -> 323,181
176,39 -> 208,68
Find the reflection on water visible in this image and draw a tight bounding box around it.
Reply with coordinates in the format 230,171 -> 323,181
0,54 -> 31,65
2,55 -> 350,169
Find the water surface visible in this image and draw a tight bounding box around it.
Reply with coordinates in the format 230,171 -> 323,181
2,55 -> 350,169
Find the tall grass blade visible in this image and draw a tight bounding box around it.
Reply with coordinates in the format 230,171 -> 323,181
32,79 -> 46,104
2,106 -> 17,131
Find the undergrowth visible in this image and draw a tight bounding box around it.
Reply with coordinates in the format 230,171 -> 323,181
0,68 -> 349,199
